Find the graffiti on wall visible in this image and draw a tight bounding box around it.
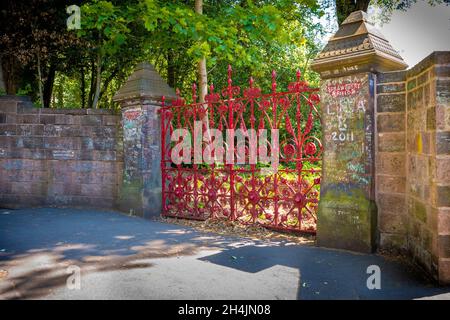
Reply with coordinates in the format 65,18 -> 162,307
122,108 -> 145,181
321,73 -> 374,194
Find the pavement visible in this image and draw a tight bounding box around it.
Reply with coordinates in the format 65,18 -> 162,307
0,207 -> 449,300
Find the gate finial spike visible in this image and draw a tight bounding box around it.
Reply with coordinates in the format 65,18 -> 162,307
209,83 -> 214,93
192,83 -> 197,102
249,77 -> 254,88
271,70 -> 277,93
227,65 -> 232,86
296,70 -> 301,82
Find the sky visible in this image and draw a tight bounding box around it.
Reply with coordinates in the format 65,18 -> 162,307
317,0 -> 450,68
375,1 -> 450,67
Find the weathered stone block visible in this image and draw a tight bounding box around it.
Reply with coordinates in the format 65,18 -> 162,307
377,132 -> 405,152
17,114 -> 38,124
417,71 -> 429,85
427,107 -> 436,130
376,153 -> 405,175
439,258 -> 450,284
93,150 -> 117,161
424,84 -> 431,106
22,137 -> 44,149
12,181 -> 47,195
379,211 -> 407,234
407,78 -> 417,90
408,155 -> 429,180
407,87 -> 424,110
377,113 -> 405,132
44,137 -> 81,150
377,71 -> 406,84
377,175 -> 406,193
0,102 -> 18,113
438,208 -> 450,235
39,114 -> 56,125
377,94 -> 405,112
378,193 -> 406,214
423,233 -> 433,257
436,158 -> 450,182
379,232 -> 407,250
0,124 -> 16,136
436,131 -> 450,154
5,114 -> 17,123
64,183 -> 82,195
318,189 -> 377,253
433,65 -> 450,78
439,235 -> 450,258
47,182 -> 65,196
92,138 -> 117,151
33,124 -> 44,136
81,115 -> 102,126
377,83 -> 405,94
436,79 -> 450,104
437,185 -> 450,207
413,199 -> 428,223
89,126 -> 117,138
50,150 -> 76,160
103,115 -> 120,126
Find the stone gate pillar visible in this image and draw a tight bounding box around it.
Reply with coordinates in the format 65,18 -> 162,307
113,62 -> 176,218
311,11 -> 407,252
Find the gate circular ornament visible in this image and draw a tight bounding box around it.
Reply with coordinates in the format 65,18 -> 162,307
248,191 -> 260,205
208,189 -> 217,201
174,187 -> 184,198
305,142 -> 317,155
293,192 -> 307,207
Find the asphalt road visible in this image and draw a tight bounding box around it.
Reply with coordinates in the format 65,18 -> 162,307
0,208 -> 449,300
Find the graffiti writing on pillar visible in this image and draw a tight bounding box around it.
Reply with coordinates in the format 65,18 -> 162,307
322,74 -> 372,189
122,107 -> 144,181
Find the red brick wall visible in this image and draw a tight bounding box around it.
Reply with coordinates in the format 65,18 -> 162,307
0,96 -> 123,209
377,52 -> 450,284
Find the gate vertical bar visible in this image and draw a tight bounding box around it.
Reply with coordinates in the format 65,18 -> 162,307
192,83 -> 199,217
271,71 -> 279,226
227,65 -> 235,220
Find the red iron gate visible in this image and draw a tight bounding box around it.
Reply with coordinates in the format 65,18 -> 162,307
160,67 -> 322,233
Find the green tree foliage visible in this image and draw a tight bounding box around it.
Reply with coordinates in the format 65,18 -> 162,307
2,0 -> 446,108
1,0 -> 325,108
0,0 -> 82,106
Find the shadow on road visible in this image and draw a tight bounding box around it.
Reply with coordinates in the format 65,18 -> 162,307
0,208 -> 448,299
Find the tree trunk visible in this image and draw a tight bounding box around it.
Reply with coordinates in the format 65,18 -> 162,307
167,49 -> 176,89
98,68 -> 119,103
0,57 -> 6,94
57,76 -> 64,108
36,52 -> 44,107
2,55 -> 19,95
80,66 -> 86,108
195,0 -> 212,144
92,50 -> 102,109
195,0 -> 208,103
335,0 -> 370,25
43,62 -> 56,108
88,58 -> 96,108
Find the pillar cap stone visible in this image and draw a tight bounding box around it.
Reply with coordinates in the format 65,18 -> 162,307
113,62 -> 176,103
311,10 -> 408,79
